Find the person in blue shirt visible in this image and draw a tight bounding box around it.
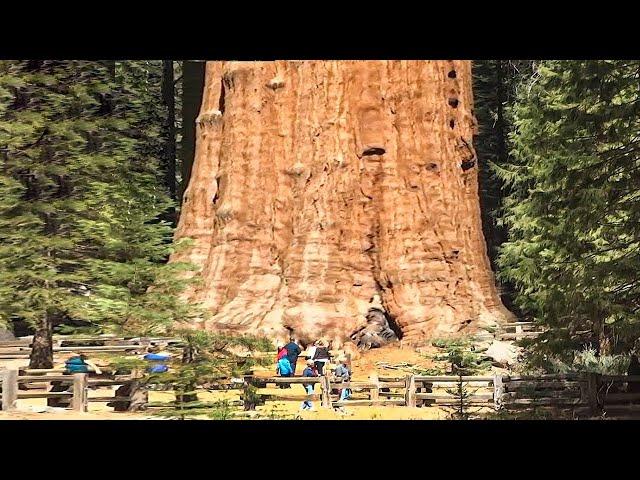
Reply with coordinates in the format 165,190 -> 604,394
50,354 -> 101,408
300,360 -> 318,411
276,355 -> 293,389
143,346 -> 171,373
64,353 -> 102,374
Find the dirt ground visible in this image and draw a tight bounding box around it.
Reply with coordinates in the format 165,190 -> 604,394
0,388 -> 457,420
0,344 -> 476,420
348,344 -> 437,379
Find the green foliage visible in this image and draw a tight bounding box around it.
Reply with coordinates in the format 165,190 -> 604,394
447,345 -> 491,376
473,60 -> 535,307
240,383 -> 262,409
571,348 -> 629,375
497,60 -> 640,365
0,60 -> 197,352
430,337 -> 491,375
146,329 -> 274,419
431,337 -> 464,349
528,346 -> 630,376
429,338 -> 491,420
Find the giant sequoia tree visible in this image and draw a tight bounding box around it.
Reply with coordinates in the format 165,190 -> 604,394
172,61 -> 512,346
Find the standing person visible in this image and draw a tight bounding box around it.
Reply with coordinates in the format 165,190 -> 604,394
64,353 -> 102,375
284,338 -> 302,376
275,343 -> 290,388
143,346 -> 171,374
312,340 -> 330,376
300,359 -> 318,411
276,353 -> 293,389
333,356 -> 352,402
49,353 -> 102,408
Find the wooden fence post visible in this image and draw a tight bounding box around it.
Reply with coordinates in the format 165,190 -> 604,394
405,375 -> 416,408
72,373 -> 88,412
586,372 -> 601,416
369,372 -> 379,402
320,376 -> 332,409
493,373 -> 504,410
1,369 -> 18,411
128,368 -> 148,411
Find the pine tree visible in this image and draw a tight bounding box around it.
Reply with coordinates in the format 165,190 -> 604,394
497,60 -> 640,367
0,60 -> 196,367
473,60 -> 535,311
0,60 -> 118,366
443,340 -> 490,419
146,329 -> 273,419
77,61 -> 197,337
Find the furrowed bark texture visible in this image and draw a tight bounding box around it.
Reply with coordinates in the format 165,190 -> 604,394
172,60 -> 512,346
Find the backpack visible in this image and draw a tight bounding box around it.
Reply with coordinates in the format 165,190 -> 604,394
278,358 -> 293,376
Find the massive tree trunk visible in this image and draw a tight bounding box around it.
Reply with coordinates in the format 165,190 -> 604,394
171,61 -> 513,346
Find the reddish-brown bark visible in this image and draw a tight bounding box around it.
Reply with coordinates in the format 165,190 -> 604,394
172,61 -> 513,346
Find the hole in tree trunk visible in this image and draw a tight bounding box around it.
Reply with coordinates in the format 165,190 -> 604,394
362,147 -> 386,156
385,311 -> 403,341
461,160 -> 475,171
218,78 -> 226,114
350,307 -> 402,350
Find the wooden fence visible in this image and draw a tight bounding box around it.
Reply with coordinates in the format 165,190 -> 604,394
240,372 -> 640,416
0,367 -> 142,412
3,366 -> 640,418
0,335 -> 180,360
494,322 -> 544,341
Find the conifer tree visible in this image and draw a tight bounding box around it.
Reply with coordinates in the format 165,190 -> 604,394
497,60 -> 640,366
473,60 -> 534,309
145,329 -> 273,419
0,60 -> 195,367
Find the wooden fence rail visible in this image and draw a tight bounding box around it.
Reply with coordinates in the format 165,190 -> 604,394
4,369 -> 640,417
0,336 -> 181,360
494,322 -> 544,341
0,368 -> 141,412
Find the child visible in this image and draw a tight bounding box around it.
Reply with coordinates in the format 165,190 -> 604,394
300,359 -> 318,411
276,354 -> 293,389
276,343 -> 288,360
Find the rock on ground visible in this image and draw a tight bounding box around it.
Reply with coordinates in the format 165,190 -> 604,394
484,340 -> 522,368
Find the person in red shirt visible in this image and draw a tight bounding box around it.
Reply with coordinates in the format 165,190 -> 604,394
276,343 -> 290,389
276,343 -> 288,360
